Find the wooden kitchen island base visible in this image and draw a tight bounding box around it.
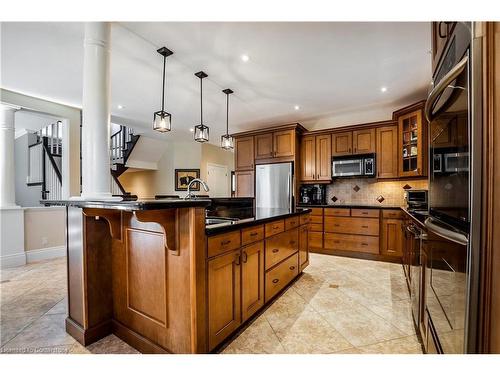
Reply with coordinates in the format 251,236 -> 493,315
52,199 -> 310,354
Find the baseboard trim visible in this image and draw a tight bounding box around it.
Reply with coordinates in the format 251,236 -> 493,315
66,317 -> 112,346
112,320 -> 170,354
0,252 -> 26,269
26,245 -> 65,263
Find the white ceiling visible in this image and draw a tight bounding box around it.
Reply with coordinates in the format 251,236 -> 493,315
1,22 -> 431,143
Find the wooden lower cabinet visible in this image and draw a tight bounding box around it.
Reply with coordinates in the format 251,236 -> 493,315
324,216 -> 379,237
324,233 -> 379,254
299,224 -> 309,271
265,253 -> 299,302
308,230 -> 323,249
208,249 -> 241,350
241,241 -> 265,322
380,218 -> 404,257
265,228 -> 299,269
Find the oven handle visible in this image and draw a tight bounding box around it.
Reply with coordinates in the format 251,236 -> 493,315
424,55 -> 468,123
424,217 -> 469,246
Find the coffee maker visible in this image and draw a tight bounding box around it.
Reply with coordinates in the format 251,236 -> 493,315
299,184 -> 326,205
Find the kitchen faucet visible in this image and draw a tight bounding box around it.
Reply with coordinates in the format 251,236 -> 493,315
185,178 -> 209,200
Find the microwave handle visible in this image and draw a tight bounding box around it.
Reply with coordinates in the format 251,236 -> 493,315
424,54 -> 468,123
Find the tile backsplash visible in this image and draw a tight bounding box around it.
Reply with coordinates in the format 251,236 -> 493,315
325,178 -> 428,207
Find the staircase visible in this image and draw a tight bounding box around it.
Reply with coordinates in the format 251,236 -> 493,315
28,122 -> 140,201
110,125 -> 140,199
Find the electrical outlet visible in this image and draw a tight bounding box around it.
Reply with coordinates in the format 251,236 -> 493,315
42,237 -> 48,246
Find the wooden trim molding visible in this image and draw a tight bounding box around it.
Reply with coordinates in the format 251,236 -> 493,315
478,21 -> 500,354
83,208 -> 122,241
231,122 -> 306,137
134,209 -> 180,256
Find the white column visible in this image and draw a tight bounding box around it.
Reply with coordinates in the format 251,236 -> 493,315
0,104 -> 26,268
80,22 -> 117,200
0,104 -> 19,208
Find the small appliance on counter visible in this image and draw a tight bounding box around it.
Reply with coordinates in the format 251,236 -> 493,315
331,153 -> 375,178
405,189 -> 428,213
299,184 -> 326,205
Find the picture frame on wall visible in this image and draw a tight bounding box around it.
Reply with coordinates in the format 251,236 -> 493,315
175,169 -> 200,191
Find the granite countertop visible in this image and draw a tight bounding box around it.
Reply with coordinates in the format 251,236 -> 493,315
42,198 -> 212,211
205,207 -> 311,235
296,203 -> 402,210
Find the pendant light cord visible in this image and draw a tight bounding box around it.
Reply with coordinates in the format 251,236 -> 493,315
200,77 -> 203,124
226,93 -> 229,136
161,55 -> 166,112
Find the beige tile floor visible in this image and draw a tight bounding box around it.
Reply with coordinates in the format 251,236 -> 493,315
0,253 -> 423,354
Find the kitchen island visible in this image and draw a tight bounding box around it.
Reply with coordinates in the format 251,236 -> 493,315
46,199 -> 310,353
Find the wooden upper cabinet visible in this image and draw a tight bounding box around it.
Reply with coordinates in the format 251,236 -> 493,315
254,133 -> 274,160
376,126 -> 398,179
235,136 -> 254,171
235,170 -> 254,197
315,134 -> 332,180
352,129 -> 375,154
273,129 -> 295,158
332,131 -> 352,156
300,135 -> 316,181
398,108 -> 427,177
207,249 -> 241,350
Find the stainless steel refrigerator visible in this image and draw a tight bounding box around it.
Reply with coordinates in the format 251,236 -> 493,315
255,162 -> 293,210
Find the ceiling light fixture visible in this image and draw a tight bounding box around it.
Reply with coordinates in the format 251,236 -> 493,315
221,88 -> 234,150
294,105 -> 300,110
189,128 -> 194,132
380,87 -> 387,93
194,71 -> 209,143
118,105 -> 124,109
241,54 -> 250,62
153,46 -> 174,133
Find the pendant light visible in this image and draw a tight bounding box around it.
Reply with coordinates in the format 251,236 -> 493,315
153,46 -> 173,132
194,71 -> 209,142
221,88 -> 234,150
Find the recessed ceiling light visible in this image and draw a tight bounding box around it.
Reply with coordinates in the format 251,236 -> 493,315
241,54 -> 250,62
118,104 -> 124,109
189,128 -> 194,132
294,105 -> 300,110
380,87 -> 387,93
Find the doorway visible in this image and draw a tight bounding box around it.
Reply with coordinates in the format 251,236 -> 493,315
206,163 -> 229,197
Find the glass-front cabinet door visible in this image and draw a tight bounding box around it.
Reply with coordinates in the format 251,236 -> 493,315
398,108 -> 428,177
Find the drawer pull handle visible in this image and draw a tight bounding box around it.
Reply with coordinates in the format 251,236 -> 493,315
242,251 -> 248,263
289,266 -> 295,270
290,240 -> 296,245
334,240 -> 340,243
273,226 -> 280,230
272,248 -> 279,253
272,278 -> 279,284
235,254 -> 241,265
221,240 -> 231,246
361,243 -> 368,246
362,225 -> 368,228
362,212 -> 368,215
250,232 -> 259,237
334,224 -> 340,227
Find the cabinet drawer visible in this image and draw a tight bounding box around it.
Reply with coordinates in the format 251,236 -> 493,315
351,208 -> 380,218
324,207 -> 350,217
309,223 -> 323,232
207,230 -> 241,258
241,225 -> 264,246
265,220 -> 285,237
310,208 -> 324,216
285,216 -> 300,230
299,214 -> 310,225
308,231 -> 323,248
324,217 -> 379,236
324,233 -> 379,254
265,229 -> 299,270
310,215 -> 324,224
265,253 -> 299,302
382,209 -> 404,219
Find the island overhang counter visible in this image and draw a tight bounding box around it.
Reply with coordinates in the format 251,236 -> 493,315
46,199 -> 310,353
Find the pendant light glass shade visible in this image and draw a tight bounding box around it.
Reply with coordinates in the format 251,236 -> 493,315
221,134 -> 234,150
194,71 -> 209,143
220,88 -> 234,150
194,124 -> 209,142
153,110 -> 172,132
153,46 -> 173,133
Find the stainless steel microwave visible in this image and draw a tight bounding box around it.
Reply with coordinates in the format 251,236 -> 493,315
331,154 -> 375,177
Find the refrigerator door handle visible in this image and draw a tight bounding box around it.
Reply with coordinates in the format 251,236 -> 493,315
287,172 -> 292,210
424,217 -> 469,246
